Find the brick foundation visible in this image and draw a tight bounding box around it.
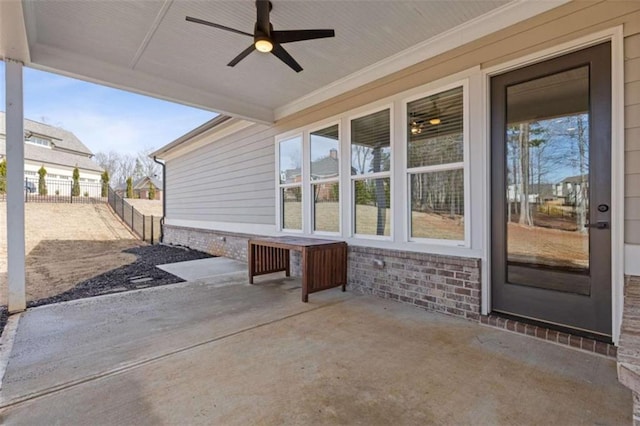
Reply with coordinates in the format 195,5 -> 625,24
347,246 -> 481,321
480,314 -> 617,358
164,224 -> 481,321
617,275 -> 640,424
164,225 -> 252,261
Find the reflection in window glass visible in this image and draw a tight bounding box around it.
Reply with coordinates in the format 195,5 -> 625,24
282,187 -> 302,230
279,136 -> 302,184
351,109 -> 391,175
406,86 -> 465,242
354,178 -> 390,236
311,125 -> 339,181
410,169 -> 464,240
407,87 -> 463,168
505,66 -> 590,293
313,182 -> 339,233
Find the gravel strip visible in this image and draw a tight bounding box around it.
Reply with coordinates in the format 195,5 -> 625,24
0,244 -> 213,336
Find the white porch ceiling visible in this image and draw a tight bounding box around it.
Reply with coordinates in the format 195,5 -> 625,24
1,0 -> 568,123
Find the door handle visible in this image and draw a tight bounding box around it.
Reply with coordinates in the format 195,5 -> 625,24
584,221 -> 609,229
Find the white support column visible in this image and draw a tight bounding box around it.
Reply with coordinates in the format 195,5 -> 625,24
5,59 -> 26,313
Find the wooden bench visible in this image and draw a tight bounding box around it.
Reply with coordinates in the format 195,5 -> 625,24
248,236 -> 347,302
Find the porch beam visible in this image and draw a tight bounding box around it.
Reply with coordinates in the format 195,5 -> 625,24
5,58 -> 26,313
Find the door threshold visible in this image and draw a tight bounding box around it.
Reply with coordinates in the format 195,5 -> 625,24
480,313 -> 616,358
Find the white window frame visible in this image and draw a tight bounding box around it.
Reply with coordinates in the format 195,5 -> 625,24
402,80 -> 471,248
275,132 -> 304,233
25,135 -> 51,148
273,68 -> 480,257
347,104 -> 394,241
309,120 -> 341,237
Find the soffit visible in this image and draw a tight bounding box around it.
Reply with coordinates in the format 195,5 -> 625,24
10,0 -> 567,123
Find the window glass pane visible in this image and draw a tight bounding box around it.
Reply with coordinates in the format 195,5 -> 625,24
313,182 -> 339,233
282,187 -> 302,230
279,136 -> 302,184
311,125 -> 339,181
354,177 -> 390,236
351,109 -> 391,175
410,169 -> 464,240
407,87 -> 463,168
505,66 -> 590,293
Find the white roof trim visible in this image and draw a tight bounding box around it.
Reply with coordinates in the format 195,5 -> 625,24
273,0 -> 571,121
155,118 -> 256,160
0,0 -> 30,62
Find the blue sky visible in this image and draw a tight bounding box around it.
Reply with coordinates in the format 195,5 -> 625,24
0,63 -> 216,156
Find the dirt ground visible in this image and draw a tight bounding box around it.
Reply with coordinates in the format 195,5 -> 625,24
125,199 -> 163,217
508,222 -> 589,268
0,203 -> 142,304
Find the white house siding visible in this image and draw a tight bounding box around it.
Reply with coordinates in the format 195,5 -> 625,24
24,162 -> 103,197
165,125 -> 275,225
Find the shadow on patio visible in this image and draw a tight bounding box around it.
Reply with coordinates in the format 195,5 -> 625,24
0,262 -> 631,425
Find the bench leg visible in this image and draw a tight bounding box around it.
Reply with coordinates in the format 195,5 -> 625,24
248,242 -> 255,284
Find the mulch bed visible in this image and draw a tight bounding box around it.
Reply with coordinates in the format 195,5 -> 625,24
0,244 -> 213,336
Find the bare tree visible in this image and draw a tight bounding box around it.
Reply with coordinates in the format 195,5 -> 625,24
93,151 -> 120,183
518,123 -> 533,226
572,115 -> 589,234
137,147 -> 161,180
352,144 -> 373,175
94,148 -> 159,188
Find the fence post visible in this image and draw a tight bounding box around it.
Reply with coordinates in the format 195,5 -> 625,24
151,216 -> 154,245
131,206 -> 135,233
143,214 -> 146,242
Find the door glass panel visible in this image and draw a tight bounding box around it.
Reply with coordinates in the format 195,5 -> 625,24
505,66 -> 590,294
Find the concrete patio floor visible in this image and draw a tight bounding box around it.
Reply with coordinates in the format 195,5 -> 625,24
0,269 -> 631,425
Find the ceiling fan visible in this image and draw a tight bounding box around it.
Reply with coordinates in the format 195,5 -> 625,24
186,0 -> 335,73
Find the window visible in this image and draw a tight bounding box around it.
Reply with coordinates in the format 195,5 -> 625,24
274,73 -> 473,249
310,124 -> 340,233
278,135 -> 303,231
351,109 -> 391,237
406,86 -> 465,241
26,135 -> 51,148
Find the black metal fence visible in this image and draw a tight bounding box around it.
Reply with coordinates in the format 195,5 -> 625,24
107,186 -> 162,244
0,177 -> 106,203
0,176 -> 162,244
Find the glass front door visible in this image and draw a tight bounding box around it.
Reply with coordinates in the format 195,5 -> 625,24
491,42 -> 612,338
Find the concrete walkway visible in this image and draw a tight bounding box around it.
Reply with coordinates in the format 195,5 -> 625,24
0,271 -> 631,425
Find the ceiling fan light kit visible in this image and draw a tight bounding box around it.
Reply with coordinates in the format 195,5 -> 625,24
254,37 -> 273,53
186,0 -> 335,73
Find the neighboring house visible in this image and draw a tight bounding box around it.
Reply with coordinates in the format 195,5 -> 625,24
116,176 -> 163,200
0,112 -> 103,196
507,183 -> 555,204
282,148 -> 339,199
554,174 -> 589,206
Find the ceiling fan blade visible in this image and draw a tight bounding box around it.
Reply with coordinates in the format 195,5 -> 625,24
186,16 -> 253,38
228,44 -> 256,67
272,29 -> 335,44
271,44 -> 302,73
255,0 -> 271,35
